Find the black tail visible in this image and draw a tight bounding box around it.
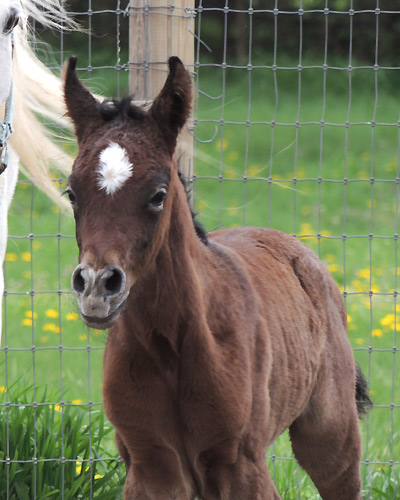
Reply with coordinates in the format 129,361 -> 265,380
355,364 -> 373,418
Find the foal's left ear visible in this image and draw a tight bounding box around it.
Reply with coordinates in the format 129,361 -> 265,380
149,57 -> 192,154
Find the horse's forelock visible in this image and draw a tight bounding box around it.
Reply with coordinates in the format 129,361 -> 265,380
99,98 -> 146,123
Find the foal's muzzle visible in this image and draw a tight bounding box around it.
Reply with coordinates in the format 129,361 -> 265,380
72,264 -> 129,329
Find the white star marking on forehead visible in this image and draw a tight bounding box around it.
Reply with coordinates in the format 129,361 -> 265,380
97,142 -> 133,195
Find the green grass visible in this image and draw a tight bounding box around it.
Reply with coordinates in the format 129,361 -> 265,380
2,60 -> 400,497
0,381 -> 123,499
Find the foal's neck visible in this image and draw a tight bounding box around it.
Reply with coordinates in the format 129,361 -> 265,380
127,170 -> 209,351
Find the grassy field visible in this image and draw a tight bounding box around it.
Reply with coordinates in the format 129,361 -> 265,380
2,60 -> 400,498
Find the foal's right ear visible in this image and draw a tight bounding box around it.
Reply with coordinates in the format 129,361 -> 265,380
64,56 -> 102,144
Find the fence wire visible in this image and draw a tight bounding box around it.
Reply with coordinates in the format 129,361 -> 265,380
2,1 -> 400,499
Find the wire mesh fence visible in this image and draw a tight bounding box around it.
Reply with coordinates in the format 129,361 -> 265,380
2,1 -> 400,498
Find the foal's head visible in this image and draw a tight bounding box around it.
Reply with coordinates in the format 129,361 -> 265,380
64,56 -> 192,329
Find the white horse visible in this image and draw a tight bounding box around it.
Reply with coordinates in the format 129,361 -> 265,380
0,0 -> 77,345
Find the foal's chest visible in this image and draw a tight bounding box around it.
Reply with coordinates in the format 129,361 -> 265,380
102,328 -> 251,465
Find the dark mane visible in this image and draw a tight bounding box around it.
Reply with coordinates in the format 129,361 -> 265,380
178,171 -> 208,245
99,96 -> 145,122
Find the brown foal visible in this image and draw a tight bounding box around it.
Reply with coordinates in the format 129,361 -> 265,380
64,55 -> 371,500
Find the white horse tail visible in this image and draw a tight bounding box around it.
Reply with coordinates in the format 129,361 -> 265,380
9,26 -> 72,209
20,0 -> 79,32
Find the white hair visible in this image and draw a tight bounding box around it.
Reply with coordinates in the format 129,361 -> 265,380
3,0 -> 80,209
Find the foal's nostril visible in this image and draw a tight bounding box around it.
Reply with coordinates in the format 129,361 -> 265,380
104,268 -> 124,296
73,269 -> 85,294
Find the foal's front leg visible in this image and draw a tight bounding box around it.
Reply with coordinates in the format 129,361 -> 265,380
199,453 -> 282,500
117,438 -> 194,500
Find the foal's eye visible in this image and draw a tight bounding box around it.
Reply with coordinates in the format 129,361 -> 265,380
149,187 -> 167,211
63,188 -> 77,205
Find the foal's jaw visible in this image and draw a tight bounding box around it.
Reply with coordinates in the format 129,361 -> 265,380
71,263 -> 131,330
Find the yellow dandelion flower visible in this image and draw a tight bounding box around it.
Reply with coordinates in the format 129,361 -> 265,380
328,264 -> 338,273
21,252 -> 31,262
79,334 -> 87,341
93,330 -> 102,336
324,254 -> 336,263
40,336 -> 49,343
381,314 -> 395,327
355,338 -> 364,345
196,200 -> 207,211
66,312 -> 79,321
25,311 -> 37,319
225,169 -> 236,179
372,329 -> 383,338
297,168 -> 306,179
46,309 -> 59,319
42,323 -> 60,334
75,460 -> 89,473
300,223 -> 314,234
385,159 -> 397,172
216,138 -> 228,151
272,173 -> 280,180
366,199 -> 376,208
248,165 -> 261,177
357,170 -> 368,179
32,241 -> 42,250
351,280 -> 363,291
72,399 -> 82,405
347,314 -> 352,324
321,230 -> 331,237
5,253 -> 18,262
22,318 -> 32,326
356,268 -> 370,280
370,285 -> 380,294
95,474 -> 104,479
0,386 -> 6,393
228,151 -> 239,162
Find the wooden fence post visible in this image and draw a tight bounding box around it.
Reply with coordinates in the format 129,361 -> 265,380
129,1 -> 195,180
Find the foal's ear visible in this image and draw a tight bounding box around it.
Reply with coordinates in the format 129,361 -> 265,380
150,57 -> 192,154
64,56 -> 102,144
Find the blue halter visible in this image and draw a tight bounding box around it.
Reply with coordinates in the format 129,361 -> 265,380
0,32 -> 15,175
